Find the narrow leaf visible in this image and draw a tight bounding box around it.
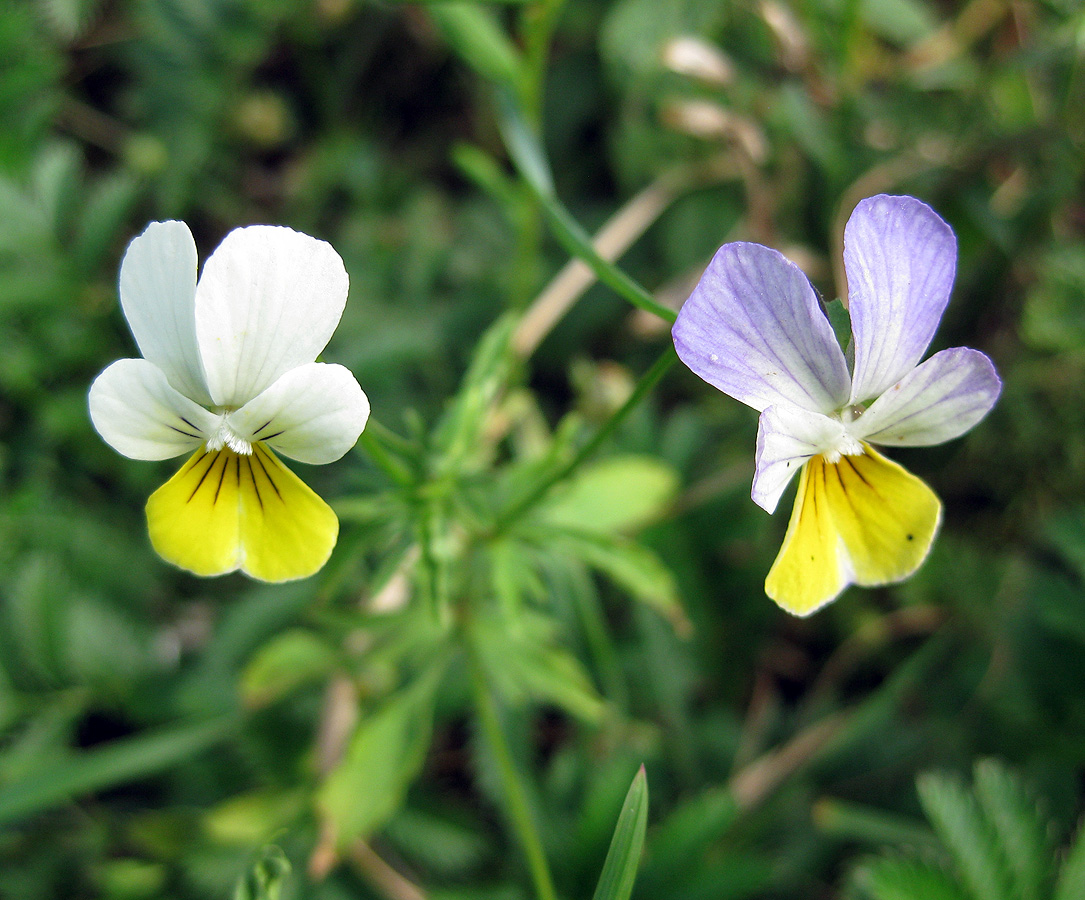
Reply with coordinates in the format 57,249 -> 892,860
428,2 -> 523,86
973,759 -> 1052,900
592,766 -> 649,900
317,668 -> 443,845
540,455 -> 679,534
495,93 -> 675,322
550,528 -> 689,633
1054,815 -> 1085,900
0,716 -> 236,825
854,855 -> 972,900
240,629 -> 338,708
917,772 -> 1011,900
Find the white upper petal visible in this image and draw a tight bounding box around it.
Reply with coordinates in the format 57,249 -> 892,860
673,242 -> 851,415
89,359 -> 219,460
227,363 -> 370,465
848,347 -> 1001,447
118,221 -> 211,405
194,225 -> 350,408
752,404 -> 848,513
845,195 -> 957,404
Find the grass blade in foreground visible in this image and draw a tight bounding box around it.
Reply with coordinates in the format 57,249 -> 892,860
592,766 -> 649,900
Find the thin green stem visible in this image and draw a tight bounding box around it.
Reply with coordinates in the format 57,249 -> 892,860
521,0 -> 568,127
468,648 -> 558,900
496,92 -> 676,323
491,346 -> 678,537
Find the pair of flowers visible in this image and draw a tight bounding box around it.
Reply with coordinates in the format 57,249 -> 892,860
92,195 -> 999,614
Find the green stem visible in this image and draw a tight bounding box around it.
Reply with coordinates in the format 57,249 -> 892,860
520,0 -> 568,128
468,649 -> 558,900
496,92 -> 676,323
491,346 -> 677,536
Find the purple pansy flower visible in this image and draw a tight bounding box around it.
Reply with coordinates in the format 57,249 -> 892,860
673,195 -> 1001,615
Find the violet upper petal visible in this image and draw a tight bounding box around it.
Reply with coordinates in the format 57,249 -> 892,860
673,242 -> 851,414
845,195 -> 957,404
848,346 -> 1001,447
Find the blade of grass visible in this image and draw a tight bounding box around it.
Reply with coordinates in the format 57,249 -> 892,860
592,766 -> 649,900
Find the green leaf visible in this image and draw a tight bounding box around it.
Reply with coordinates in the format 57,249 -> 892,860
824,298 -> 852,356
860,0 -> 939,45
317,667 -> 443,845
472,612 -> 606,723
0,716 -> 236,826
916,772 -> 1011,900
489,537 -> 546,619
233,845 -> 291,900
592,767 -> 649,900
540,455 -> 679,534
433,313 -> 517,472
1054,816 -> 1085,900
72,172 -> 138,273
240,629 -> 339,708
854,855 -> 971,900
428,2 -> 523,87
973,759 -> 1053,900
550,528 -> 689,633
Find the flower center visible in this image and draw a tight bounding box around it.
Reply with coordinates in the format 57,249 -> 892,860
823,404 -> 866,464
205,413 -> 252,455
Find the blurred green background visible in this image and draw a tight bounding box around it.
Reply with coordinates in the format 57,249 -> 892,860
1,0 -> 1084,898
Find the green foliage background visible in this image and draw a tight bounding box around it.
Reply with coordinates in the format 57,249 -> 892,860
1,0 -> 1084,898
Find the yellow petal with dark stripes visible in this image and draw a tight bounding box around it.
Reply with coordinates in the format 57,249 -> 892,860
765,445 -> 941,616
145,445 -> 338,582
764,458 -> 846,616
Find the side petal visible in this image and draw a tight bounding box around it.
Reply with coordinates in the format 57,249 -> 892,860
823,446 -> 941,587
673,242 -> 851,414
195,225 -> 349,408
118,221 -> 211,405
849,347 -> 1001,447
227,363 -> 370,465
753,405 -> 847,513
145,446 -> 338,582
765,459 -> 851,616
89,359 -> 218,460
845,195 -> 957,404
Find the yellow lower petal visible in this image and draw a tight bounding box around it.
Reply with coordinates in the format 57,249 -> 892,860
765,445 -> 941,616
146,445 -> 338,582
239,444 -> 339,582
765,458 -> 848,616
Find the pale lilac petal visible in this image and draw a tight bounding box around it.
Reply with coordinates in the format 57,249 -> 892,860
195,225 -> 349,408
89,359 -> 218,460
848,347 -> 1001,447
118,221 -> 212,405
673,243 -> 851,414
753,405 -> 848,513
845,195 -> 957,404
228,363 -> 369,465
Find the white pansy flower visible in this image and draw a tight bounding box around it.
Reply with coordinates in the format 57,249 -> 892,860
89,221 -> 369,582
